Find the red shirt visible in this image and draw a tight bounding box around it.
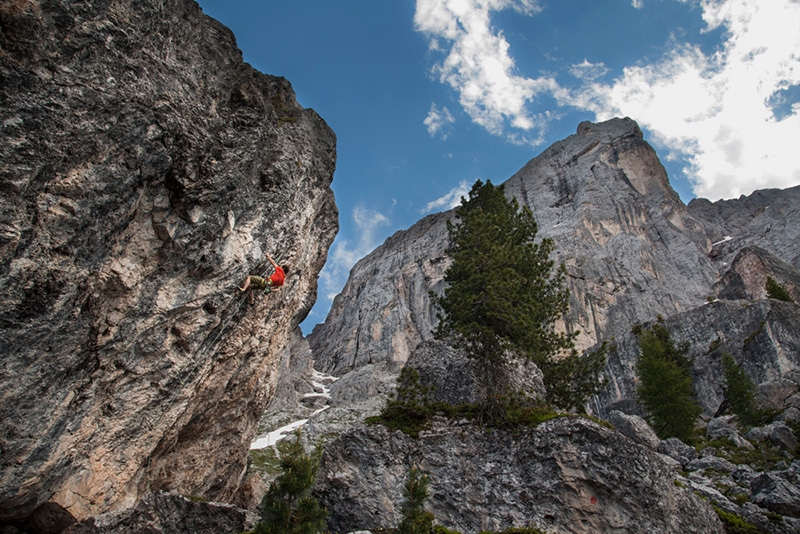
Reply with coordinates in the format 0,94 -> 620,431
269,266 -> 285,287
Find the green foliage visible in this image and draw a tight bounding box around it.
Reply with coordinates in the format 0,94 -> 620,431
712,505 -> 759,534
540,342 -> 610,412
635,324 -> 702,441
255,432 -> 327,534
765,276 -> 794,302
367,366 -> 437,437
398,467 -> 435,534
433,180 -> 604,414
721,352 -> 761,427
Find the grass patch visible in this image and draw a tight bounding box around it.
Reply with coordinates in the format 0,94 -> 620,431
712,505 -> 759,534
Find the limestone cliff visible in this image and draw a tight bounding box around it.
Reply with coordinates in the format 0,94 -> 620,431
310,118 -> 720,375
0,0 -> 337,525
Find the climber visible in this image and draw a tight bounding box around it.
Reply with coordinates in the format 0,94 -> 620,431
239,252 -> 288,302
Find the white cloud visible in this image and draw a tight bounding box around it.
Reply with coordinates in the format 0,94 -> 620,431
569,59 -> 610,82
421,179 -> 471,214
631,0 -> 644,9
414,0 -> 555,144
424,102 -> 456,138
563,0 -> 800,200
318,206 -> 391,302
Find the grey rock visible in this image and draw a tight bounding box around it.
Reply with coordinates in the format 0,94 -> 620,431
607,410 -> 661,450
658,437 -> 698,467
756,379 -> 800,414
746,422 -> 798,453
597,299 -> 800,418
707,416 -> 755,450
316,417 -> 723,534
685,456 -> 737,474
405,340 -> 546,405
713,246 -> 800,302
0,0 -> 337,523
63,492 -> 259,534
751,472 -> 800,518
688,186 -> 800,270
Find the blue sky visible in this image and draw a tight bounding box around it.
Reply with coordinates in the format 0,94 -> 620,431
195,1 -> 800,332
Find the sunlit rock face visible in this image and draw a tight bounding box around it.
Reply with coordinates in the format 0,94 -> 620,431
0,0 -> 337,523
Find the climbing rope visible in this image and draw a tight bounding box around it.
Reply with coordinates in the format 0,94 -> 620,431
139,253 -> 283,488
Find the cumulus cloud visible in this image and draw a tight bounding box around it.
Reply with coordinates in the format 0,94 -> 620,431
318,206 -> 391,302
414,0 -> 555,144
421,179 -> 471,214
563,0 -> 800,200
424,102 -> 456,138
416,0 -> 800,201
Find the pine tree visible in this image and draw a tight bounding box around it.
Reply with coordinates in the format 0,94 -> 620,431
635,323 -> 702,441
255,432 -> 327,534
398,466 -> 435,534
433,180 -> 605,414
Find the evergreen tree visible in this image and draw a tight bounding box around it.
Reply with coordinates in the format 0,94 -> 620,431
721,352 -> 760,427
433,180 -> 605,414
635,323 -> 702,441
255,432 -> 327,534
398,466 -> 435,534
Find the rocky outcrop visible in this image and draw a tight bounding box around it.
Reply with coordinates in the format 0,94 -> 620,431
0,0 -> 337,525
688,185 -> 800,270
315,418 -> 724,534
597,299 -> 800,418
64,492 -> 259,534
405,340 -> 545,405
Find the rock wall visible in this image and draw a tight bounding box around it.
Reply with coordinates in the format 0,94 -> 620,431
316,418 -> 724,534
0,0 -> 337,524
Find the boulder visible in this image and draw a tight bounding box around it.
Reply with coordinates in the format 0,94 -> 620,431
316,418 -> 723,534
751,473 -> 800,518
706,416 -> 754,450
607,410 -> 661,450
658,437 -> 698,467
63,492 -> 259,534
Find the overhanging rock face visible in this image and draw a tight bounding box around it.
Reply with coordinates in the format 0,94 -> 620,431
0,0 -> 337,522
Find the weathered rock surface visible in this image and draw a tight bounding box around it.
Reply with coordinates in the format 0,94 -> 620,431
0,0 -> 337,524
598,299 -> 800,418
405,340 -> 545,405
688,185 -> 800,270
315,417 -> 724,534
63,492 -> 259,534
310,212 -> 450,376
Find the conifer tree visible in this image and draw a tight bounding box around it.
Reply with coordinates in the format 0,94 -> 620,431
433,180 -> 604,414
721,352 -> 760,427
398,466 -> 435,534
635,323 -> 702,441
255,431 -> 327,534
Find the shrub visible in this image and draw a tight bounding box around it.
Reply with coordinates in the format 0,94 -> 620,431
766,276 -> 794,302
